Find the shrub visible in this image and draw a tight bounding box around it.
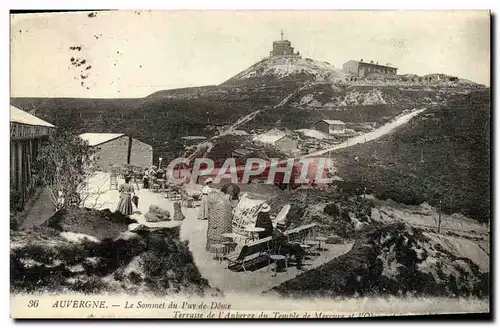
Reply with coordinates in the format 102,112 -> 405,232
10,190 -> 23,213
10,214 -> 18,231
31,128 -> 97,211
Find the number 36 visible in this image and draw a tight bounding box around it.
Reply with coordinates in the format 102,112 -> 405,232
28,300 -> 39,308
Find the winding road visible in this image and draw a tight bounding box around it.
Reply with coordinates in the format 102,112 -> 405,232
304,108 -> 427,158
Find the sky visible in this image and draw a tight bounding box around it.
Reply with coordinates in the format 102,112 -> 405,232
10,10 -> 490,98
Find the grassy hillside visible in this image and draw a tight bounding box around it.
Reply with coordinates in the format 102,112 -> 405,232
240,104 -> 408,132
11,62 -> 485,165
332,89 -> 491,222
237,82 -> 483,132
11,82 -> 294,161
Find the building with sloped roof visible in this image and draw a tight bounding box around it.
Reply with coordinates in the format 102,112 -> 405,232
79,133 -> 153,170
314,119 -> 346,135
10,105 -> 55,203
252,129 -> 298,153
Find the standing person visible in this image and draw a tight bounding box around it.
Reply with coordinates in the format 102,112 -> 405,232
198,178 -> 213,220
143,168 -> 150,189
115,176 -> 135,216
206,189 -> 233,251
149,166 -> 157,188
255,203 -> 273,239
272,221 -> 305,270
149,166 -> 157,180
156,167 -> 164,180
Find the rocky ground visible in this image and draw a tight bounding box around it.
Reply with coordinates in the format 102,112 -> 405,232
264,185 -> 489,298
268,186 -> 376,239
267,222 -> 489,298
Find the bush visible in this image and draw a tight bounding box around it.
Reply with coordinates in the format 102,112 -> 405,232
140,232 -> 209,293
10,190 -> 23,213
10,215 -> 18,231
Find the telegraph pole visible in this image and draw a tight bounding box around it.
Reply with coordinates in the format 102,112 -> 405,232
437,199 -> 442,233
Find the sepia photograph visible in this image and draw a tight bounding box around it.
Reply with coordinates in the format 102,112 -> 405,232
9,9 -> 491,319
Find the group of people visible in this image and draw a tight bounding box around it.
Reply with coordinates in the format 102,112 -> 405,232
199,177 -> 305,270
142,166 -> 166,189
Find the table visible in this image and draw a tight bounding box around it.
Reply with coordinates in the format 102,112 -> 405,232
222,232 -> 242,240
315,236 -> 328,251
157,179 -> 167,192
305,240 -> 320,255
221,232 -> 242,251
299,244 -> 313,260
269,254 -> 287,277
244,226 -> 265,242
305,240 -> 319,246
211,244 -> 226,263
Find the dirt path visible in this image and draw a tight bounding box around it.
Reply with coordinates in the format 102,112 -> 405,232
219,89 -> 299,136
304,108 -> 427,158
18,187 -> 55,229
222,109 -> 262,135
82,172 -> 182,229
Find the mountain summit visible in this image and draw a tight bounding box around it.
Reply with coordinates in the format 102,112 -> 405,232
222,56 -> 347,86
222,33 -> 346,86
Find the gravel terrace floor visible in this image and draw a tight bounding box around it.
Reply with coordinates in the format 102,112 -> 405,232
84,172 -> 354,294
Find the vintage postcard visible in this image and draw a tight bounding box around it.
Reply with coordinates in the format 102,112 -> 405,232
10,10 -> 491,319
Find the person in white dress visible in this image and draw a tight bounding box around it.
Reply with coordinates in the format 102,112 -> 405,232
198,177 -> 213,220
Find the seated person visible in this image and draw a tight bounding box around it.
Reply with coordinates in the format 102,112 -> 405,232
272,221 -> 305,270
255,203 -> 273,239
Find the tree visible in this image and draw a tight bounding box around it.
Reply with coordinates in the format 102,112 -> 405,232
30,129 -> 97,211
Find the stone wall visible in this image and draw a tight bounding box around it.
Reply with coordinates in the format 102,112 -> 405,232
130,137 -> 153,168
275,136 -> 298,153
93,136 -> 153,171
93,136 -> 129,171
314,121 -> 330,134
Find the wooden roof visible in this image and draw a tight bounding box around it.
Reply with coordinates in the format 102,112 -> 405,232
10,105 -> 55,127
79,133 -> 125,146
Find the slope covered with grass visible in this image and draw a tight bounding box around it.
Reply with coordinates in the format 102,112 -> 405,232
332,89 -> 490,223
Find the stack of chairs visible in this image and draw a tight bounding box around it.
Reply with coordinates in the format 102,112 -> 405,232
232,205 -> 261,239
